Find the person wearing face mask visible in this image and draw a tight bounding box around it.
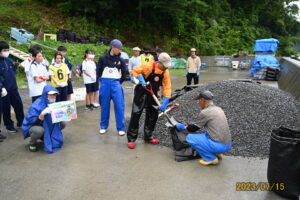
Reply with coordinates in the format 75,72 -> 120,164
28,50 -> 50,103
0,41 -> 24,133
186,48 -> 201,85
141,46 -> 154,65
82,49 -> 99,110
97,39 -> 128,136
48,52 -> 70,101
127,52 -> 172,149
22,85 -> 66,153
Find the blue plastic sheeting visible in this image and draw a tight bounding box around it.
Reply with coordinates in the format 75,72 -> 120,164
252,55 -> 280,67
250,55 -> 280,75
254,38 -> 279,52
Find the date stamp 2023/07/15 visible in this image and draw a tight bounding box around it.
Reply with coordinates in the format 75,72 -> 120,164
236,182 -> 285,191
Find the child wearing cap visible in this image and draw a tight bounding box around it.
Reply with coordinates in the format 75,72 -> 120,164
22,85 -> 66,153
48,52 -> 70,102
82,49 -> 99,110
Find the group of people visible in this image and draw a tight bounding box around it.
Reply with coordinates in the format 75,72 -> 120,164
0,39 -> 232,166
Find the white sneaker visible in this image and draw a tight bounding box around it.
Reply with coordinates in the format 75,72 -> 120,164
93,103 -> 100,108
99,129 -> 106,134
118,131 -> 126,136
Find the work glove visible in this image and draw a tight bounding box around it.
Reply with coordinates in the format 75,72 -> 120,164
176,123 -> 186,131
196,70 -> 200,76
1,88 -> 7,97
160,97 -> 170,112
186,70 -> 188,77
41,107 -> 52,115
129,75 -> 139,84
137,74 -> 146,86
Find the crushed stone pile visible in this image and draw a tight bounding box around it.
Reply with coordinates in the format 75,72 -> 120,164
132,80 -> 300,158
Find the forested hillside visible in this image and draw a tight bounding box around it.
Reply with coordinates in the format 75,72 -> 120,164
1,0 -> 299,56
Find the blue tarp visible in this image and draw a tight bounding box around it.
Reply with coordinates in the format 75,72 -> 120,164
254,38 -> 279,52
252,55 -> 280,67
249,55 -> 280,75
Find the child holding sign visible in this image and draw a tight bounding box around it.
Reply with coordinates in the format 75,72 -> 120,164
48,52 -> 70,102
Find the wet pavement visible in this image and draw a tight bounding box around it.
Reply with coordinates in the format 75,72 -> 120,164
0,67 -> 285,200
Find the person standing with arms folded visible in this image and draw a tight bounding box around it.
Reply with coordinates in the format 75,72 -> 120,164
29,50 -> 49,103
186,48 -> 201,85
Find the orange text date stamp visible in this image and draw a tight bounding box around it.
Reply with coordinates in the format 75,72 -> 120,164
236,182 -> 285,191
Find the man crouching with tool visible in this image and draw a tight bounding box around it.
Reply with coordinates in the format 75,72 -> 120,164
127,52 -> 172,149
176,91 -> 232,165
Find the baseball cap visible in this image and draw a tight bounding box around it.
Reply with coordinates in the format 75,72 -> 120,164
190,48 -> 196,52
48,90 -> 59,95
195,90 -> 214,100
132,47 -> 141,51
110,39 -> 123,49
158,52 -> 171,68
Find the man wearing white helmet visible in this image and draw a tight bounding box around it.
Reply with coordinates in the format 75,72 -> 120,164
186,48 -> 201,85
128,47 -> 142,72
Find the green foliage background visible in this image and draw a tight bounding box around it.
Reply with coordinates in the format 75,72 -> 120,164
0,0 -> 299,56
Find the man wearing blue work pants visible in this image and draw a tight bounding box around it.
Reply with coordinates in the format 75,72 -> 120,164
176,90 -> 232,166
97,39 -> 128,136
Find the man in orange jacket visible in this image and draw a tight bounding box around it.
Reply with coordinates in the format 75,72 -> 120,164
127,52 -> 172,149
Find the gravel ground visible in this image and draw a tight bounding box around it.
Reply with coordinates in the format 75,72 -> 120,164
134,80 -> 300,158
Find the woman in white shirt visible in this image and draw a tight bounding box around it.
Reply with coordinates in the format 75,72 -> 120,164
29,50 -> 49,102
82,49 -> 99,110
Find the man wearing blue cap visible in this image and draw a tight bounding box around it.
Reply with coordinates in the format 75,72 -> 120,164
97,39 -> 128,136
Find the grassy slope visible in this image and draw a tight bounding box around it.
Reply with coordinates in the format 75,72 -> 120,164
0,0 -> 185,87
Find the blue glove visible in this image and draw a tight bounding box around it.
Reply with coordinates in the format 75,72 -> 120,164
176,123 -> 186,131
196,70 -> 200,76
137,74 -> 146,86
130,75 -> 136,84
160,97 -> 170,112
186,70 -> 188,77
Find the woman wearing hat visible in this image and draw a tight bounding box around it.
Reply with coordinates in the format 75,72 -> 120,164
186,48 -> 201,85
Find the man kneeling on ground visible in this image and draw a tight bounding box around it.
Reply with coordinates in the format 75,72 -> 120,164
175,90 -> 232,166
22,85 -> 65,153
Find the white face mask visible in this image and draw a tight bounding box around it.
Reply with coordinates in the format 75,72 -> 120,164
1,52 -> 9,58
87,54 -> 95,59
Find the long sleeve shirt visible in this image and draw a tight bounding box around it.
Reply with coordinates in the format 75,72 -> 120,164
186,56 -> 201,73
130,62 -> 172,98
195,104 -> 231,144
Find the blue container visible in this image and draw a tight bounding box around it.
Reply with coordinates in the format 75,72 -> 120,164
10,27 -> 34,43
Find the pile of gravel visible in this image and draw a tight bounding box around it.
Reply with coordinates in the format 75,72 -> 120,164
139,80 -> 300,158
